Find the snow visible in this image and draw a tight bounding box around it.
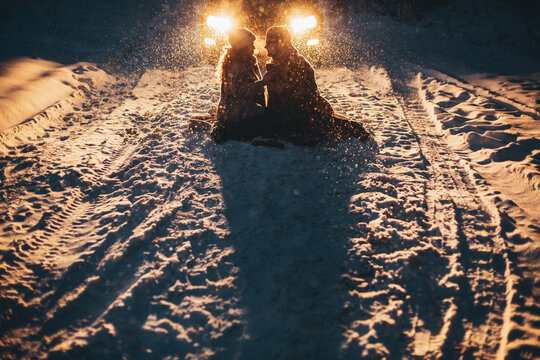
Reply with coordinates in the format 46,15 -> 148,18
419,71 -> 540,225
0,58 -> 112,134
1,1 -> 539,359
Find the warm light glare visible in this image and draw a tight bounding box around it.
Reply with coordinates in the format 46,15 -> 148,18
307,38 -> 319,46
291,15 -> 317,33
206,15 -> 233,32
204,38 -> 217,46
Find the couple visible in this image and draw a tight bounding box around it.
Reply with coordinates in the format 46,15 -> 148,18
211,26 -> 369,146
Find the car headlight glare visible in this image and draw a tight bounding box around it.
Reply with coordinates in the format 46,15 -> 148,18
206,15 -> 233,33
291,15 -> 317,34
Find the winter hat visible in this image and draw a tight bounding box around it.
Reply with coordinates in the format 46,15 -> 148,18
226,27 -> 256,49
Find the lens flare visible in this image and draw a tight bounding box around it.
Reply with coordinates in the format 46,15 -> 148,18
291,15 -> 317,34
204,38 -> 217,46
307,39 -> 319,46
206,15 -> 233,33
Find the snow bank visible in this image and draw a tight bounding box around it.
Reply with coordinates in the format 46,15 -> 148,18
418,72 -> 540,215
463,72 -> 540,112
0,58 -> 112,152
417,71 -> 540,295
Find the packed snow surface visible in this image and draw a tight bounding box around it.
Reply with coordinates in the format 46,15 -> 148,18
1,1 -> 539,359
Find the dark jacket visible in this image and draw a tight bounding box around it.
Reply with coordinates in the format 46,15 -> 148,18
267,50 -> 333,118
217,58 -> 265,123
266,49 -> 369,145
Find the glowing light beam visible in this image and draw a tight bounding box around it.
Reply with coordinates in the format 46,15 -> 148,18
206,15 -> 233,33
291,15 -> 317,34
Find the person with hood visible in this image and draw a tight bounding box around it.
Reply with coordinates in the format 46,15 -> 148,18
210,27 -> 267,144
263,26 -> 369,145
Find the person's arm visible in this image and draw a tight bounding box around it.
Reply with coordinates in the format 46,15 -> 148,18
279,58 -> 333,115
262,70 -> 283,110
263,71 -> 282,93
278,61 -> 317,109
228,64 -> 265,100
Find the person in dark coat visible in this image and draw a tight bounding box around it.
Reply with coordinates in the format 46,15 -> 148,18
210,27 -> 267,143
263,26 -> 370,145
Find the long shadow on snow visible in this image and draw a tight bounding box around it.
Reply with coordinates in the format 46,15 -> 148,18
208,139 -> 374,359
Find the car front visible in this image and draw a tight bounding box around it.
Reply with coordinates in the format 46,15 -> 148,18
201,0 -> 323,65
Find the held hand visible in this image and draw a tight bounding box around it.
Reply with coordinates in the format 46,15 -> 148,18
267,80 -> 282,93
262,71 -> 277,85
263,72 -> 282,92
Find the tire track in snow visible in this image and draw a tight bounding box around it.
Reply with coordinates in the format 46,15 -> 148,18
422,69 -> 539,120
394,80 -> 509,358
318,67 -> 508,358
17,68 -> 235,359
1,86 -> 131,269
0,78 -> 143,357
326,68 -> 452,358
416,71 -> 540,359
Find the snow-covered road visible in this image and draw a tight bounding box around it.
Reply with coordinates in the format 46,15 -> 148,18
1,64 -> 537,359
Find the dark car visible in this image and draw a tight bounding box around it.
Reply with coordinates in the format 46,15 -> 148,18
201,0 -> 323,64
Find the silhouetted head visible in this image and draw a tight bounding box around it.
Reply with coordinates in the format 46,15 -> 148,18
265,26 -> 295,59
226,27 -> 256,51
218,27 -> 258,81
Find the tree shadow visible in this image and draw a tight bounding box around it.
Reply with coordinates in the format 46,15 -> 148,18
206,140 -> 375,359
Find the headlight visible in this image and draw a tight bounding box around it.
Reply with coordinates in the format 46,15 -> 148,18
206,15 -> 233,33
290,15 -> 317,34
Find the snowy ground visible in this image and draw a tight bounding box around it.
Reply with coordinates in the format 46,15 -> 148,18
1,1 -> 539,359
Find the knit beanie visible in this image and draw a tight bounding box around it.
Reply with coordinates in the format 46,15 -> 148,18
226,27 -> 256,49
